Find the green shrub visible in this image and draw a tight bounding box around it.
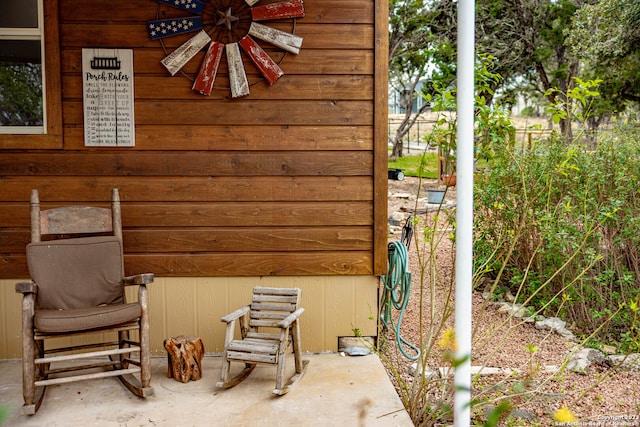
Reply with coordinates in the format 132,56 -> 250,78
474,122 -> 640,349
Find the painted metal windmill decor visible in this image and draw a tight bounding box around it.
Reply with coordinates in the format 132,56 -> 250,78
148,0 -> 304,98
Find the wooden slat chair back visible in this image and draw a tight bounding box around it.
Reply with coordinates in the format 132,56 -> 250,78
15,189 -> 154,415
217,286 -> 308,395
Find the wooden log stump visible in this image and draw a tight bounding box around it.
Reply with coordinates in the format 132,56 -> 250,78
164,335 -> 205,383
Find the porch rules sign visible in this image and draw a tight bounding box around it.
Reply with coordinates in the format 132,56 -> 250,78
82,48 -> 135,147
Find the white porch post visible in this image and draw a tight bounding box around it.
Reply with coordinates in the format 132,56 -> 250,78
454,0 -> 475,426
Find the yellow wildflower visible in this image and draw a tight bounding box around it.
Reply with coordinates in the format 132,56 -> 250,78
438,327 -> 457,351
553,407 -> 577,423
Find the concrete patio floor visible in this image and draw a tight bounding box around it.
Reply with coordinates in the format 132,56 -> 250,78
0,353 -> 412,426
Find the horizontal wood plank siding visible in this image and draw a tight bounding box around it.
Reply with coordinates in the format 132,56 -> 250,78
0,202 -> 372,227
0,152 -> 372,176
4,252 -> 373,278
0,177 -> 373,201
62,50 -> 375,77
62,75 -> 375,100
1,228 -> 373,253
0,0 -> 387,279
62,100 -> 373,125
60,24 -> 373,49
62,125 -> 374,151
59,0 -> 374,24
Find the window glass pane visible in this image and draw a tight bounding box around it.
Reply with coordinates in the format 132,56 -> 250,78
0,40 -> 43,127
0,39 -> 41,62
0,0 -> 39,28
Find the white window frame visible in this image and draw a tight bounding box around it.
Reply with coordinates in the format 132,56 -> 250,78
0,0 -> 46,134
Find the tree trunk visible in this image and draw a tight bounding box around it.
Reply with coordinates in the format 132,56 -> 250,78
391,137 -> 404,158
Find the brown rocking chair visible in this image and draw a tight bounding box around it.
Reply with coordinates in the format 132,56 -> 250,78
15,189 -> 154,415
217,286 -> 308,395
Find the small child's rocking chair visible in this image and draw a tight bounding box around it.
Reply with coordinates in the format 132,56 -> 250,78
217,286 -> 308,395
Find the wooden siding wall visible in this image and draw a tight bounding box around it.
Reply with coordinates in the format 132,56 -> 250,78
0,0 -> 388,279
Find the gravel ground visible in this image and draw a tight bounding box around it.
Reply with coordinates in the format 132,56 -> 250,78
385,176 -> 640,426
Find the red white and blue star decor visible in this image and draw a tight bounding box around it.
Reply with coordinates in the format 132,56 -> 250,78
147,17 -> 203,40
148,0 -> 305,98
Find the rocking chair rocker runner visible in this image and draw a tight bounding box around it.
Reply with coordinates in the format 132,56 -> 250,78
217,286 -> 308,395
15,189 -> 154,415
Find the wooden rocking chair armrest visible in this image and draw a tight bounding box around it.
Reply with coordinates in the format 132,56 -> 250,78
15,281 -> 38,295
220,306 -> 250,323
277,308 -> 305,329
123,273 -> 154,286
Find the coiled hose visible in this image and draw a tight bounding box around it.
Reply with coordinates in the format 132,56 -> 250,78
380,218 -> 420,361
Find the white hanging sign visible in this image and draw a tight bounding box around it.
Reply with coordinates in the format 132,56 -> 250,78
82,48 -> 135,147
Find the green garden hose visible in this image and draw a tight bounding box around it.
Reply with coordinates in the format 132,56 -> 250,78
380,238 -> 420,361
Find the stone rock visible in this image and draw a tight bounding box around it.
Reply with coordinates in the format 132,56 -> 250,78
567,347 -> 605,374
480,278 -> 496,300
388,211 -> 408,226
606,354 -> 640,372
340,346 -> 371,356
497,302 -> 528,318
535,317 -> 566,331
535,317 -> 576,341
558,328 -> 576,341
338,336 -> 374,354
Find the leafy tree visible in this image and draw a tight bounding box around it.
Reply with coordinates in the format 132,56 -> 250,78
388,0 -> 638,155
388,0 -> 450,158
0,62 -> 43,126
478,0 -> 589,139
567,0 -> 640,122
430,0 -> 587,139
